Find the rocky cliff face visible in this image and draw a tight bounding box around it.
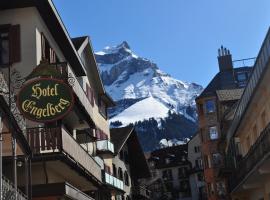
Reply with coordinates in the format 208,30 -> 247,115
95,42 -> 203,151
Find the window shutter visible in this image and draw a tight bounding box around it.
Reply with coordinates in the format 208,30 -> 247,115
9,25 -> 21,63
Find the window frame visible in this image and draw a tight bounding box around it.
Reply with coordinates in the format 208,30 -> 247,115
209,126 -> 219,140
205,99 -> 216,113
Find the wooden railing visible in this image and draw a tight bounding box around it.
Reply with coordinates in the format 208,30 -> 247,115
229,122 -> 270,192
27,127 -> 102,182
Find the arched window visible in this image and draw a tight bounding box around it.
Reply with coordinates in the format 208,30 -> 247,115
113,164 -> 117,177
124,171 -> 129,186
118,167 -> 123,180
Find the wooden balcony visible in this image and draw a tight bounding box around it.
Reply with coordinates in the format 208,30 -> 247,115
132,186 -> 151,199
27,127 -> 102,183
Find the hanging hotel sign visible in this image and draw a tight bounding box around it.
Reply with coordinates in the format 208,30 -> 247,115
17,78 -> 74,122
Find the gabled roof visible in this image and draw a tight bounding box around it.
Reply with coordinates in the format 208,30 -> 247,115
197,67 -> 252,99
72,36 -> 88,51
71,36 -> 115,107
110,126 -> 151,178
110,126 -> 135,155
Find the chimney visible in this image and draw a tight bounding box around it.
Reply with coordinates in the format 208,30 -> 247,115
217,46 -> 233,72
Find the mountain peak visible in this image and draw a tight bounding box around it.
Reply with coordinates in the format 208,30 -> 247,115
96,41 -> 132,56
117,41 -> 130,50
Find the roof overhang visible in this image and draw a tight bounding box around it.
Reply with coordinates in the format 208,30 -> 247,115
0,0 -> 86,76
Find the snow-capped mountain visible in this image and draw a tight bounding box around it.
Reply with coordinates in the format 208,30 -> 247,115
96,42 -> 202,122
95,41 -> 203,151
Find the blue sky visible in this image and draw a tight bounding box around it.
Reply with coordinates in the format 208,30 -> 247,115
53,0 -> 270,87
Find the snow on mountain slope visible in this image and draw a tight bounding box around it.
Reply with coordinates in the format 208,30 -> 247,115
95,41 -> 203,122
110,96 -> 169,126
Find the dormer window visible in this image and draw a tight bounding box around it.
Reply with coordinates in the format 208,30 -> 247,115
236,72 -> 250,87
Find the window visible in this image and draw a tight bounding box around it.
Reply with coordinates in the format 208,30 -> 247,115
99,99 -> 107,119
118,167 -> 123,180
0,24 -> 21,65
212,153 -> 222,167
209,126 -> 218,140
179,180 -> 190,190
178,167 -> 188,178
41,33 -> 57,63
207,183 -> 215,196
113,164 -> 117,177
162,169 -> 173,180
205,100 -> 215,113
197,172 -> 204,181
194,146 -> 200,153
165,158 -> 171,164
237,73 -> 247,81
195,158 -> 203,169
216,181 -> 226,196
0,30 -> 9,65
149,160 -> 155,168
124,171 -> 129,186
236,72 -> 249,87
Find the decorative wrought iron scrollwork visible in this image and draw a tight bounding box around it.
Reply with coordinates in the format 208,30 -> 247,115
10,68 -> 25,89
0,72 -> 26,132
68,73 -> 75,86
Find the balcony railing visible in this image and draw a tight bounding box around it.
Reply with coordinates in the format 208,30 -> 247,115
2,176 -> 27,200
0,72 -> 26,132
132,186 -> 151,199
27,126 -> 102,182
229,122 -> 270,192
226,28 -> 270,143
103,171 -> 124,191
96,140 -> 114,155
